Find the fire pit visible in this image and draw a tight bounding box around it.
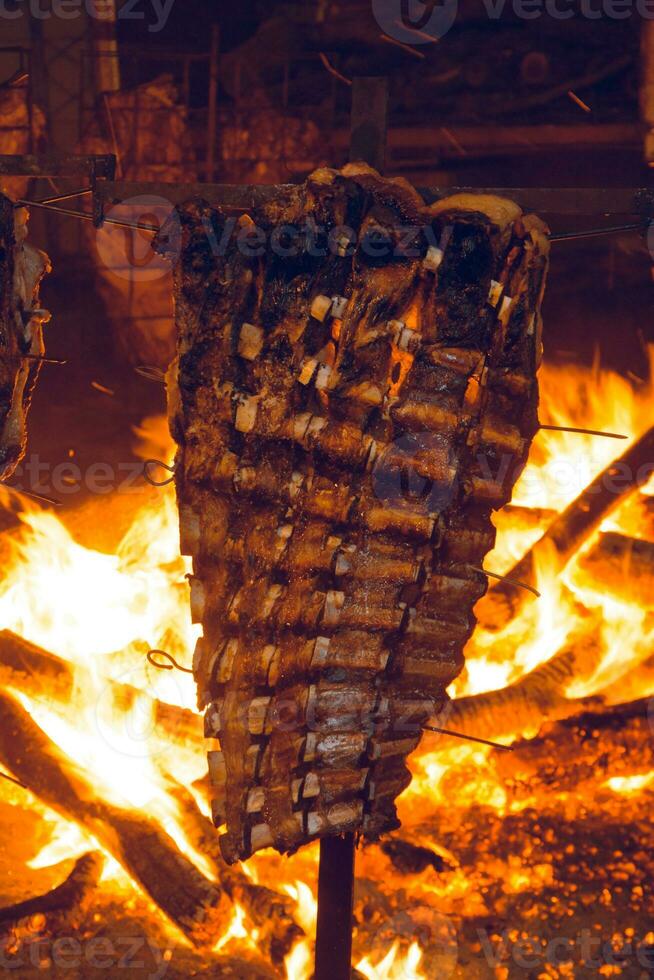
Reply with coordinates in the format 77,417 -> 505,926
0,343 -> 652,976
0,21 -> 653,970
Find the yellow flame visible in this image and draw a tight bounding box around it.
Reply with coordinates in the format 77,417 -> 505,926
285,938 -> 313,980
605,772 -> 654,794
0,350 -> 653,963
357,940 -> 426,980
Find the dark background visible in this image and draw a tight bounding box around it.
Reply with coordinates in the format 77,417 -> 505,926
2,0 -> 652,514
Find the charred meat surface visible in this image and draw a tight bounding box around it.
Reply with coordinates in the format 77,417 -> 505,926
0,195 -> 51,478
158,164 -> 549,862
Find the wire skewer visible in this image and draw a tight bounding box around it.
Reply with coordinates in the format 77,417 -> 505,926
379,34 -> 426,59
24,354 -> 68,365
467,565 -> 541,597
14,198 -> 159,232
35,187 -> 93,206
540,423 -> 627,440
423,725 -> 514,751
135,365 -> 166,383
12,195 -> 649,244
0,484 -> 61,507
318,52 -> 352,87
550,222 -> 645,242
0,770 -> 27,789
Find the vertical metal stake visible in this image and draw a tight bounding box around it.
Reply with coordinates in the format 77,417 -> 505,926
206,24 -> 220,183
315,75 -> 389,980
349,77 -> 389,173
314,833 -> 356,980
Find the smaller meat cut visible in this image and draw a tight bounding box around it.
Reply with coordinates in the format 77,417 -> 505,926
0,196 -> 51,478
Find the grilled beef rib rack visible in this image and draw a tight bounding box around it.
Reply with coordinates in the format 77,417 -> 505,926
157,163 -> 550,863
0,195 -> 51,478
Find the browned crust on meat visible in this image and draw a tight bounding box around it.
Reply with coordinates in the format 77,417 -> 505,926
158,164 -> 549,862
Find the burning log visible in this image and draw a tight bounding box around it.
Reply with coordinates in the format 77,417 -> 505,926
600,652 -> 654,705
499,504 -> 557,528
168,782 -> 303,964
443,625 -> 604,741
0,634 -> 305,954
493,697 -> 654,795
0,689 -> 228,947
576,532 -> 654,606
0,630 -> 202,749
0,852 -> 104,927
477,426 -> 654,629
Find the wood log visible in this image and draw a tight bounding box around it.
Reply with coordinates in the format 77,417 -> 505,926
167,783 -> 303,965
613,491 -> 654,541
493,697 -> 654,795
499,503 -> 557,527
430,697 -> 654,820
442,625 -> 605,741
576,531 -> 654,606
0,852 -> 104,927
476,426 -> 654,629
0,689 -> 227,947
0,630 -> 202,749
599,652 -> 654,705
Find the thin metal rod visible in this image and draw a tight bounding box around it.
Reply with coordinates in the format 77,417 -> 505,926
423,725 -> 514,751
24,353 -> 68,365
540,423 -> 627,439
467,565 -> 541,598
14,195 -> 649,243
134,364 -> 165,383
35,187 -> 92,205
550,222 -> 644,242
206,24 -> 219,182
14,198 -> 159,232
0,484 -> 61,507
0,769 -> 27,789
319,52 -> 352,87
315,834 -> 356,980
379,33 -> 426,59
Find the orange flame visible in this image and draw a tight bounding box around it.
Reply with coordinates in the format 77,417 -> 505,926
0,351 -> 653,971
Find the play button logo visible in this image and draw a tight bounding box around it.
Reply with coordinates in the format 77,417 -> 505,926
372,0 -> 459,42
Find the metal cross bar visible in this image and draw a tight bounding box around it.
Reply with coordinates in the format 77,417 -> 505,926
0,155 -> 650,219
0,154 -> 116,180
94,180 -> 654,219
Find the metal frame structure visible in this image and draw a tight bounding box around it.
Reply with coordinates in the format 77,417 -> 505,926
0,48 -> 35,155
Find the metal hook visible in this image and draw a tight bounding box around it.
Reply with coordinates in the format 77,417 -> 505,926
143,459 -> 175,488
147,649 -> 194,674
